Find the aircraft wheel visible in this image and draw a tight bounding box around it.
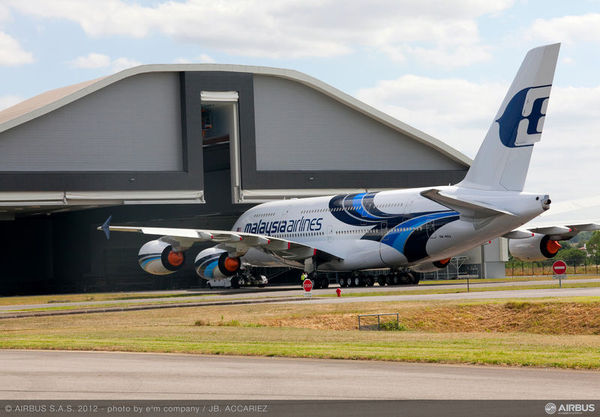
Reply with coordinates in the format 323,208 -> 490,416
338,277 -> 346,287
377,276 -> 387,286
392,274 -> 400,286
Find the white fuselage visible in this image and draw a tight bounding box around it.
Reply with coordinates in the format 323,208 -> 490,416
230,186 -> 548,273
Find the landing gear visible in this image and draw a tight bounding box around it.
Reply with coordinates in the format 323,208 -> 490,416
407,272 -> 420,285
381,270 -> 419,286
339,274 -> 351,288
229,269 -> 268,289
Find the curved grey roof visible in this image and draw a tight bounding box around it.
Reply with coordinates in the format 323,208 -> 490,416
0,63 -> 471,166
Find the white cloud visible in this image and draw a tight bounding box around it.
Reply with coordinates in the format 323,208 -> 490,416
70,53 -> 141,72
111,57 -> 142,72
528,13 -> 600,44
356,75 -> 506,155
0,31 -> 33,66
7,0 -> 512,65
174,54 -> 216,64
70,52 -> 111,69
0,94 -> 24,110
356,76 -> 600,202
197,54 -> 216,64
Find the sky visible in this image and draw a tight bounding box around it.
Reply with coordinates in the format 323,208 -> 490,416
0,0 -> 598,209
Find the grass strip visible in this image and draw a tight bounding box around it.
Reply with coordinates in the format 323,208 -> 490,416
1,299 -> 599,369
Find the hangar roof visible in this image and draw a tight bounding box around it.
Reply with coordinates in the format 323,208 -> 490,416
0,64 -> 471,167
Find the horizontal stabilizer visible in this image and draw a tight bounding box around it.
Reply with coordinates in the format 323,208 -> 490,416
421,189 -> 515,218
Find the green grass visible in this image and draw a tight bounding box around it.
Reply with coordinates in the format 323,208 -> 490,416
1,326 -> 598,369
1,299 -> 599,369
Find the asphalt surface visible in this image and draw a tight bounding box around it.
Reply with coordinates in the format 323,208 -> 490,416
1,350 -> 598,400
2,278 -> 599,312
299,286 -> 600,305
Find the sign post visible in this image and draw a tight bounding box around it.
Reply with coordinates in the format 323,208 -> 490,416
303,279 -> 313,297
552,260 -> 567,288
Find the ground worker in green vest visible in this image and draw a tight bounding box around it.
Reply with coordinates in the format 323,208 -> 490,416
301,272 -> 307,281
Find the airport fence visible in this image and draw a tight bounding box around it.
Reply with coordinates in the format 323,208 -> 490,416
505,260 -> 600,277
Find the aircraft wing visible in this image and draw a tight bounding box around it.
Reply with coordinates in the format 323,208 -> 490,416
99,220 -> 343,262
503,221 -> 600,240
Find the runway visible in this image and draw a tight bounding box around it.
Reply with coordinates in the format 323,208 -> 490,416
1,350 -> 598,400
302,286 -> 600,305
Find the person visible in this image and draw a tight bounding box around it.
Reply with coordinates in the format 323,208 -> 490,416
301,272 -> 307,281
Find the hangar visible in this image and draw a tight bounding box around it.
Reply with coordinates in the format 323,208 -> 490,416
0,64 -> 505,295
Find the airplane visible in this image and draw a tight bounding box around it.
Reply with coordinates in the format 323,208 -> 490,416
99,43 -> 599,289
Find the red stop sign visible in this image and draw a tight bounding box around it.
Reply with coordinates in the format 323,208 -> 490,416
303,279 -> 313,292
552,260 -> 567,275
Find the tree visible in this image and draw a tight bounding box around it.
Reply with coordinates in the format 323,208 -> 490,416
586,231 -> 600,264
556,247 -> 587,265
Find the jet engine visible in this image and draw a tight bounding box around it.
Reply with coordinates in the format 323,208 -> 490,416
194,247 -> 241,279
509,234 -> 561,261
138,240 -> 185,275
411,258 -> 452,273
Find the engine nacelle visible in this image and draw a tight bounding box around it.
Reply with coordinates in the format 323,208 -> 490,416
411,258 -> 451,273
194,247 -> 241,280
509,234 -> 561,261
138,240 -> 185,275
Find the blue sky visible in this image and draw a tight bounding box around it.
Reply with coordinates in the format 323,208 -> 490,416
0,0 -> 598,206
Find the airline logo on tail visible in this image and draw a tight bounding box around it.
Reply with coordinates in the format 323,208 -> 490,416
496,84 -> 551,148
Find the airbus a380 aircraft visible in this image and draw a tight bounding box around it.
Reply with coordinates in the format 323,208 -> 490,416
101,43 -> 599,289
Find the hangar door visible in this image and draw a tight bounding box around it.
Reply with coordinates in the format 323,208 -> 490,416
200,91 -> 242,203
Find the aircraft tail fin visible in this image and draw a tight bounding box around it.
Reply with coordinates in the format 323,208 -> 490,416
459,43 -> 560,192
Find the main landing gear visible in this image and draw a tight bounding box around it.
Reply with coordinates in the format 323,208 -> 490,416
338,270 -> 419,287
338,273 -> 375,288
229,270 -> 268,289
